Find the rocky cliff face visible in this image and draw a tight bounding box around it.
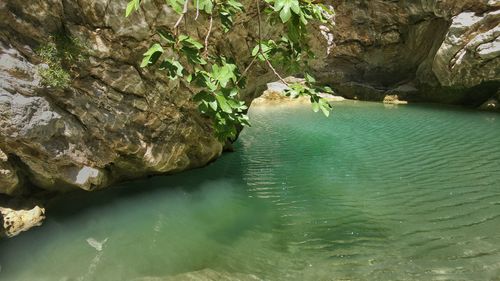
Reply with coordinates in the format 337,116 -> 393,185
313,0 -> 500,105
0,0 -> 270,199
0,0 -> 499,236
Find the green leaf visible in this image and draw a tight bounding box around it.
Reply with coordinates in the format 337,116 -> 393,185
212,61 -> 237,87
320,103 -> 331,117
159,58 -> 184,79
208,99 -> 218,111
305,73 -> 316,83
158,30 -> 176,45
181,46 -> 207,65
251,42 -> 273,61
198,0 -> 213,14
251,45 -> 259,57
319,98 -> 332,117
166,0 -> 185,14
226,0 -> 244,11
125,0 -> 140,17
228,88 -> 238,97
290,0 -> 300,14
279,7 -> 292,23
238,114 -> 251,126
218,0 -> 244,32
274,0 -> 284,11
193,90 -> 211,102
140,43 -> 164,67
274,0 -> 300,23
198,101 -> 207,113
179,35 -> 204,49
311,101 -> 320,112
219,11 -> 234,32
323,86 -> 334,93
125,2 -> 135,17
215,93 -> 232,113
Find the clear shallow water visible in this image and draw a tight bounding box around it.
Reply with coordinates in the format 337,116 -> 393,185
1,101 -> 500,281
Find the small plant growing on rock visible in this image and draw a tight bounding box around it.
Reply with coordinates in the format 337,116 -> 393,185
36,33 -> 88,89
126,0 -> 335,140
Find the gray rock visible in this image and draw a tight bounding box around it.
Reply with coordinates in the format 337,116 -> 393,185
432,10 -> 500,88
311,0 -> 499,105
0,0 -> 270,202
383,95 -> 408,105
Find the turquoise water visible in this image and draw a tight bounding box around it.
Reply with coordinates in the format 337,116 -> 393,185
1,101 -> 500,281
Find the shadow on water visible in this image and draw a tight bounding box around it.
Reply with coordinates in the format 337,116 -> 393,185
46,147 -> 248,221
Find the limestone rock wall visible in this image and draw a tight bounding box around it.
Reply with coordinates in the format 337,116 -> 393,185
0,0 -> 272,197
313,0 -> 500,104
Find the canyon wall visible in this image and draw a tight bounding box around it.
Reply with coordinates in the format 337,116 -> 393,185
313,0 -> 499,106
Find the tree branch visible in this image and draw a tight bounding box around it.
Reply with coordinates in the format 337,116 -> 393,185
195,0 -> 200,20
174,0 -> 190,33
203,14 -> 213,57
236,55 -> 257,84
255,0 -> 289,86
265,58 -> 288,85
256,0 -> 262,53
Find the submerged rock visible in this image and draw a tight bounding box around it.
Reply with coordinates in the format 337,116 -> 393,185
134,269 -> 262,281
0,204 -> 45,237
383,95 -> 408,105
86,237 -> 109,251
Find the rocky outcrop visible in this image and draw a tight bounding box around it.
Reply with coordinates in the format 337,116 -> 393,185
433,10 -> 500,88
0,201 -> 45,237
312,0 -> 500,105
383,95 -> 408,105
0,0 -> 275,199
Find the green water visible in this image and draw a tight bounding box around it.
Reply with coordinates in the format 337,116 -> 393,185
1,101 -> 500,281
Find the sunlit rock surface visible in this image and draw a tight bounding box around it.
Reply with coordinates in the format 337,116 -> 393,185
433,10 -> 500,87
0,204 -> 45,237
